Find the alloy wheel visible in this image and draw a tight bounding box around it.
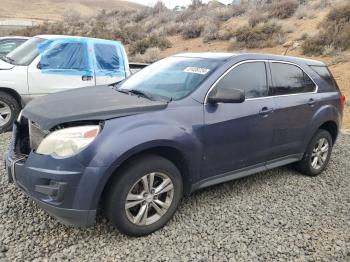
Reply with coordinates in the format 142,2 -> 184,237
0,101 -> 12,128
125,172 -> 174,226
311,138 -> 329,170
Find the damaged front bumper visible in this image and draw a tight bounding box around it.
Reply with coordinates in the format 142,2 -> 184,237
4,122 -> 106,227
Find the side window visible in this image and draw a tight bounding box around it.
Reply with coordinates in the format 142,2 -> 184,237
94,44 -> 120,70
215,62 -> 268,99
11,40 -> 26,48
0,42 -> 18,55
40,42 -> 89,70
270,63 -> 316,95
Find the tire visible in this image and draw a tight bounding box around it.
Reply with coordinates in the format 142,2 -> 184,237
294,129 -> 333,176
104,154 -> 183,237
0,91 -> 20,133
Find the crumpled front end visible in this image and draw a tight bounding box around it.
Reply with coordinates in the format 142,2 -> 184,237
5,117 -> 108,227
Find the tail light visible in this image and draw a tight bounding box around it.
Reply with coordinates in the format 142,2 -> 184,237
340,95 -> 346,112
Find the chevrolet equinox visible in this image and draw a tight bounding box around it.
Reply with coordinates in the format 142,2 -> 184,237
6,53 -> 345,236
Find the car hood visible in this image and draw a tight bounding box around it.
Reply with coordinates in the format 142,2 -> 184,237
22,85 -> 168,130
0,59 -> 14,70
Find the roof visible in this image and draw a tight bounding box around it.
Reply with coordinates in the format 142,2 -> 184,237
174,52 -> 325,66
0,36 -> 30,40
237,53 -> 325,66
35,35 -> 84,40
34,35 -> 121,44
174,52 -> 237,60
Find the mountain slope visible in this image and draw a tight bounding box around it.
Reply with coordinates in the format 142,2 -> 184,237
0,0 -> 143,22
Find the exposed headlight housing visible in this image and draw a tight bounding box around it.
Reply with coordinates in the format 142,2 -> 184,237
36,125 -> 100,158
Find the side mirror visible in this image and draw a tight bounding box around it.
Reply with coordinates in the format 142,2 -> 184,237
207,88 -> 245,104
37,62 -> 42,70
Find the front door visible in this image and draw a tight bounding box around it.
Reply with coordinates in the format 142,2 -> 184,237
203,61 -> 275,179
28,39 -> 95,97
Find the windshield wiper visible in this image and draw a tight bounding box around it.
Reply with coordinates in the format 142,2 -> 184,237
119,89 -> 154,101
117,88 -> 172,103
116,89 -> 130,95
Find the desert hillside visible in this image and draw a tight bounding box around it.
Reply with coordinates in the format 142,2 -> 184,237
0,0 -> 142,22
8,0 -> 350,129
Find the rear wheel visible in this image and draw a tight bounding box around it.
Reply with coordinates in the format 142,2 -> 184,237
294,129 -> 333,176
104,155 -> 183,236
0,91 -> 20,133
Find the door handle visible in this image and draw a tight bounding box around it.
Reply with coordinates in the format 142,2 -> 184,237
308,98 -> 316,107
82,75 -> 93,81
259,107 -> 274,116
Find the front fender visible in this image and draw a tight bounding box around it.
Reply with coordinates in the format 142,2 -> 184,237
75,107 -> 204,209
78,115 -> 203,167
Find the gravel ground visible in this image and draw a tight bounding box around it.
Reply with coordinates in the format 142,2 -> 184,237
0,132 -> 349,262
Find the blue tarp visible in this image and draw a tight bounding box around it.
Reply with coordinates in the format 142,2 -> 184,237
36,37 -> 126,77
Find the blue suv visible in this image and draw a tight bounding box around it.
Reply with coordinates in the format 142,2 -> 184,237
6,53 -> 345,236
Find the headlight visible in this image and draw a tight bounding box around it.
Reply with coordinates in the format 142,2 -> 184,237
36,125 -> 101,158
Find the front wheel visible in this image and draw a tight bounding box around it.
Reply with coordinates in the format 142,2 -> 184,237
294,129 -> 333,176
0,91 -> 20,133
104,154 -> 183,237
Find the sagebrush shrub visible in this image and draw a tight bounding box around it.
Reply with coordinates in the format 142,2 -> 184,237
302,4 -> 350,55
268,0 -> 299,19
248,12 -> 269,27
232,22 -> 285,48
131,47 -> 162,63
181,22 -> 203,39
129,34 -> 171,55
202,21 -> 220,42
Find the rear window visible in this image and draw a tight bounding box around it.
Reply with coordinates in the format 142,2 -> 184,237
270,62 -> 316,95
94,43 -> 120,70
310,66 -> 339,90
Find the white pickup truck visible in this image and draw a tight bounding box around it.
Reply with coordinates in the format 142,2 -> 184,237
0,35 -> 137,132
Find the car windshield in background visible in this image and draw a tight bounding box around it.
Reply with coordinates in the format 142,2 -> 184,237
5,37 -> 45,66
118,57 -> 222,101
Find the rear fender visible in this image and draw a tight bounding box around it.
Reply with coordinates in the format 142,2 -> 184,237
301,104 -> 340,153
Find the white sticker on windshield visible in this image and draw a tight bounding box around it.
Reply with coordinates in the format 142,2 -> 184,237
184,67 -> 210,75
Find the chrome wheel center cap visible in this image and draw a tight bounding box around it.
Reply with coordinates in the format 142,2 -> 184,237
145,194 -> 154,203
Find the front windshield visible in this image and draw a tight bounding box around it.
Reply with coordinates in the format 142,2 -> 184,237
5,37 -> 45,66
119,57 -> 221,101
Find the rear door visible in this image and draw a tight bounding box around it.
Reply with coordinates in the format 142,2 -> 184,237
93,41 -> 128,85
268,61 -> 318,159
28,39 -> 95,96
203,61 -> 275,178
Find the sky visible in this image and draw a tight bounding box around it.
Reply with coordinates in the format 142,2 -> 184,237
124,0 -> 233,9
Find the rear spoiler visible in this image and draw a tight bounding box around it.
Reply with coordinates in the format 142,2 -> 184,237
129,63 -> 149,74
